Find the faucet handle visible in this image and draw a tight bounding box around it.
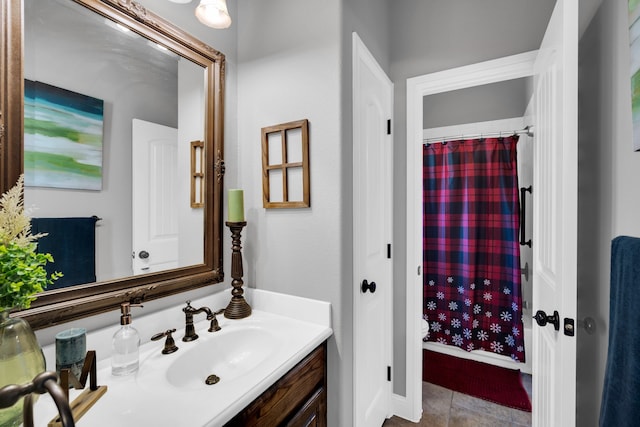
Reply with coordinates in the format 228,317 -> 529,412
183,300 -> 194,312
151,329 -> 179,354
208,309 -> 225,332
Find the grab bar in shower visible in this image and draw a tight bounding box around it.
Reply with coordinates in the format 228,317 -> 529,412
520,186 -> 532,247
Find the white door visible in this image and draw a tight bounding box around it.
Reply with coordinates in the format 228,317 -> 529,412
132,119 -> 179,275
531,0 -> 578,426
352,33 -> 393,427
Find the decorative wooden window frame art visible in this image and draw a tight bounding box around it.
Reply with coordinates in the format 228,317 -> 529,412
191,140 -> 205,208
261,119 -> 310,208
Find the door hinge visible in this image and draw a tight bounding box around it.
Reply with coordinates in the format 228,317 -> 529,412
387,119 -> 391,135
387,366 -> 391,382
417,265 -> 421,276
387,244 -> 391,259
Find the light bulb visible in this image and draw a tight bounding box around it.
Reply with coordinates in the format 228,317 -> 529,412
195,0 -> 232,29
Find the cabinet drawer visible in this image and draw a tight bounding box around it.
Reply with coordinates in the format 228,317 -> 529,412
284,388 -> 327,427
225,342 -> 327,427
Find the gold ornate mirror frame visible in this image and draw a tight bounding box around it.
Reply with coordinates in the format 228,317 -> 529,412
0,0 -> 225,329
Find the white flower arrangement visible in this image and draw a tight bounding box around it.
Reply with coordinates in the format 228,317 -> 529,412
0,176 -> 61,310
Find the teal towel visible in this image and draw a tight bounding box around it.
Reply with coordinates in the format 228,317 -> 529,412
600,236 -> 640,426
31,217 -> 98,289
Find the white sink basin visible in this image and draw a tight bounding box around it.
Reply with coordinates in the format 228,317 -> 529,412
164,325 -> 280,390
135,314 -> 294,396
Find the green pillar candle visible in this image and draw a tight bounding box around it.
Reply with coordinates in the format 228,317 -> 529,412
228,189 -> 245,222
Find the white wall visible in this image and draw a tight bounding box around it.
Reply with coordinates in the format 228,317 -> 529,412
177,60 -> 206,266
422,78 -> 531,129
236,0 -> 341,312
23,0 -> 178,282
577,0 -> 640,423
236,1 -> 344,424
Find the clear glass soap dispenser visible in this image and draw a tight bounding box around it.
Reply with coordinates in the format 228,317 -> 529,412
111,302 -> 141,376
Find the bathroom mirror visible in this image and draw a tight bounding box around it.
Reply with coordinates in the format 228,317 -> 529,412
0,0 -> 225,329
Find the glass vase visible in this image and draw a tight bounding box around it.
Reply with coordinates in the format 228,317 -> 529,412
0,310 -> 46,427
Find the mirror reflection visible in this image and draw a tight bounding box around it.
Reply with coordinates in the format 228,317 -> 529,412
23,0 -> 205,289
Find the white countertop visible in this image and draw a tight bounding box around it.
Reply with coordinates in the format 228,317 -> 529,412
32,289 -> 332,426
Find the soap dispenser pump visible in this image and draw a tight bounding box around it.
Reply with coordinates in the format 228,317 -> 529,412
111,302 -> 141,376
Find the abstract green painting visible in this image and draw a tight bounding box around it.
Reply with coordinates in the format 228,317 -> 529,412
630,0 -> 640,151
24,80 -> 104,190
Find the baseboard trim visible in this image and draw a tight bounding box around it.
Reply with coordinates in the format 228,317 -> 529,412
391,392 -> 422,423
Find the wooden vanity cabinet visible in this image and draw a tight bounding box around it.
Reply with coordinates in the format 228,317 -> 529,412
224,341 -> 327,427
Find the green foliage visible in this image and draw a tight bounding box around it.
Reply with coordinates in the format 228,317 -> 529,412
0,241 -> 62,310
0,175 -> 61,310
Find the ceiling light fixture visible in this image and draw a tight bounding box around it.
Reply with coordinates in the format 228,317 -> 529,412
195,0 -> 232,29
168,0 -> 232,29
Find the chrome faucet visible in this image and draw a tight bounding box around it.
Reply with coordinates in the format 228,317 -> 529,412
182,301 -> 224,341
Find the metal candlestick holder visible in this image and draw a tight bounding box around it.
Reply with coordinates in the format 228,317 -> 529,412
224,221 -> 252,319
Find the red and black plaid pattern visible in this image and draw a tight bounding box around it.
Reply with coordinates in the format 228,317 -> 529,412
422,136 -> 525,362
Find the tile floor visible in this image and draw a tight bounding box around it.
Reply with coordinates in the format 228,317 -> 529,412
383,374 -> 532,427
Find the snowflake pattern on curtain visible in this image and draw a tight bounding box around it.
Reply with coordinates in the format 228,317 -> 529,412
423,275 -> 525,361
422,136 -> 526,362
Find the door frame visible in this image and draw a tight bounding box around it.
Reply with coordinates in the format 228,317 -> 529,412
404,51 -> 537,421
352,31 -> 394,426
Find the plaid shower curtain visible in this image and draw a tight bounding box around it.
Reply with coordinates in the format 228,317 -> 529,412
422,136 -> 526,362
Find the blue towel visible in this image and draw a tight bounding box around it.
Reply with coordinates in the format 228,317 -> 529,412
600,236 -> 640,426
31,217 -> 98,289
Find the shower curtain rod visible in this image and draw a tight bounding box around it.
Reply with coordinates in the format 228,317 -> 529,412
423,125 -> 534,145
